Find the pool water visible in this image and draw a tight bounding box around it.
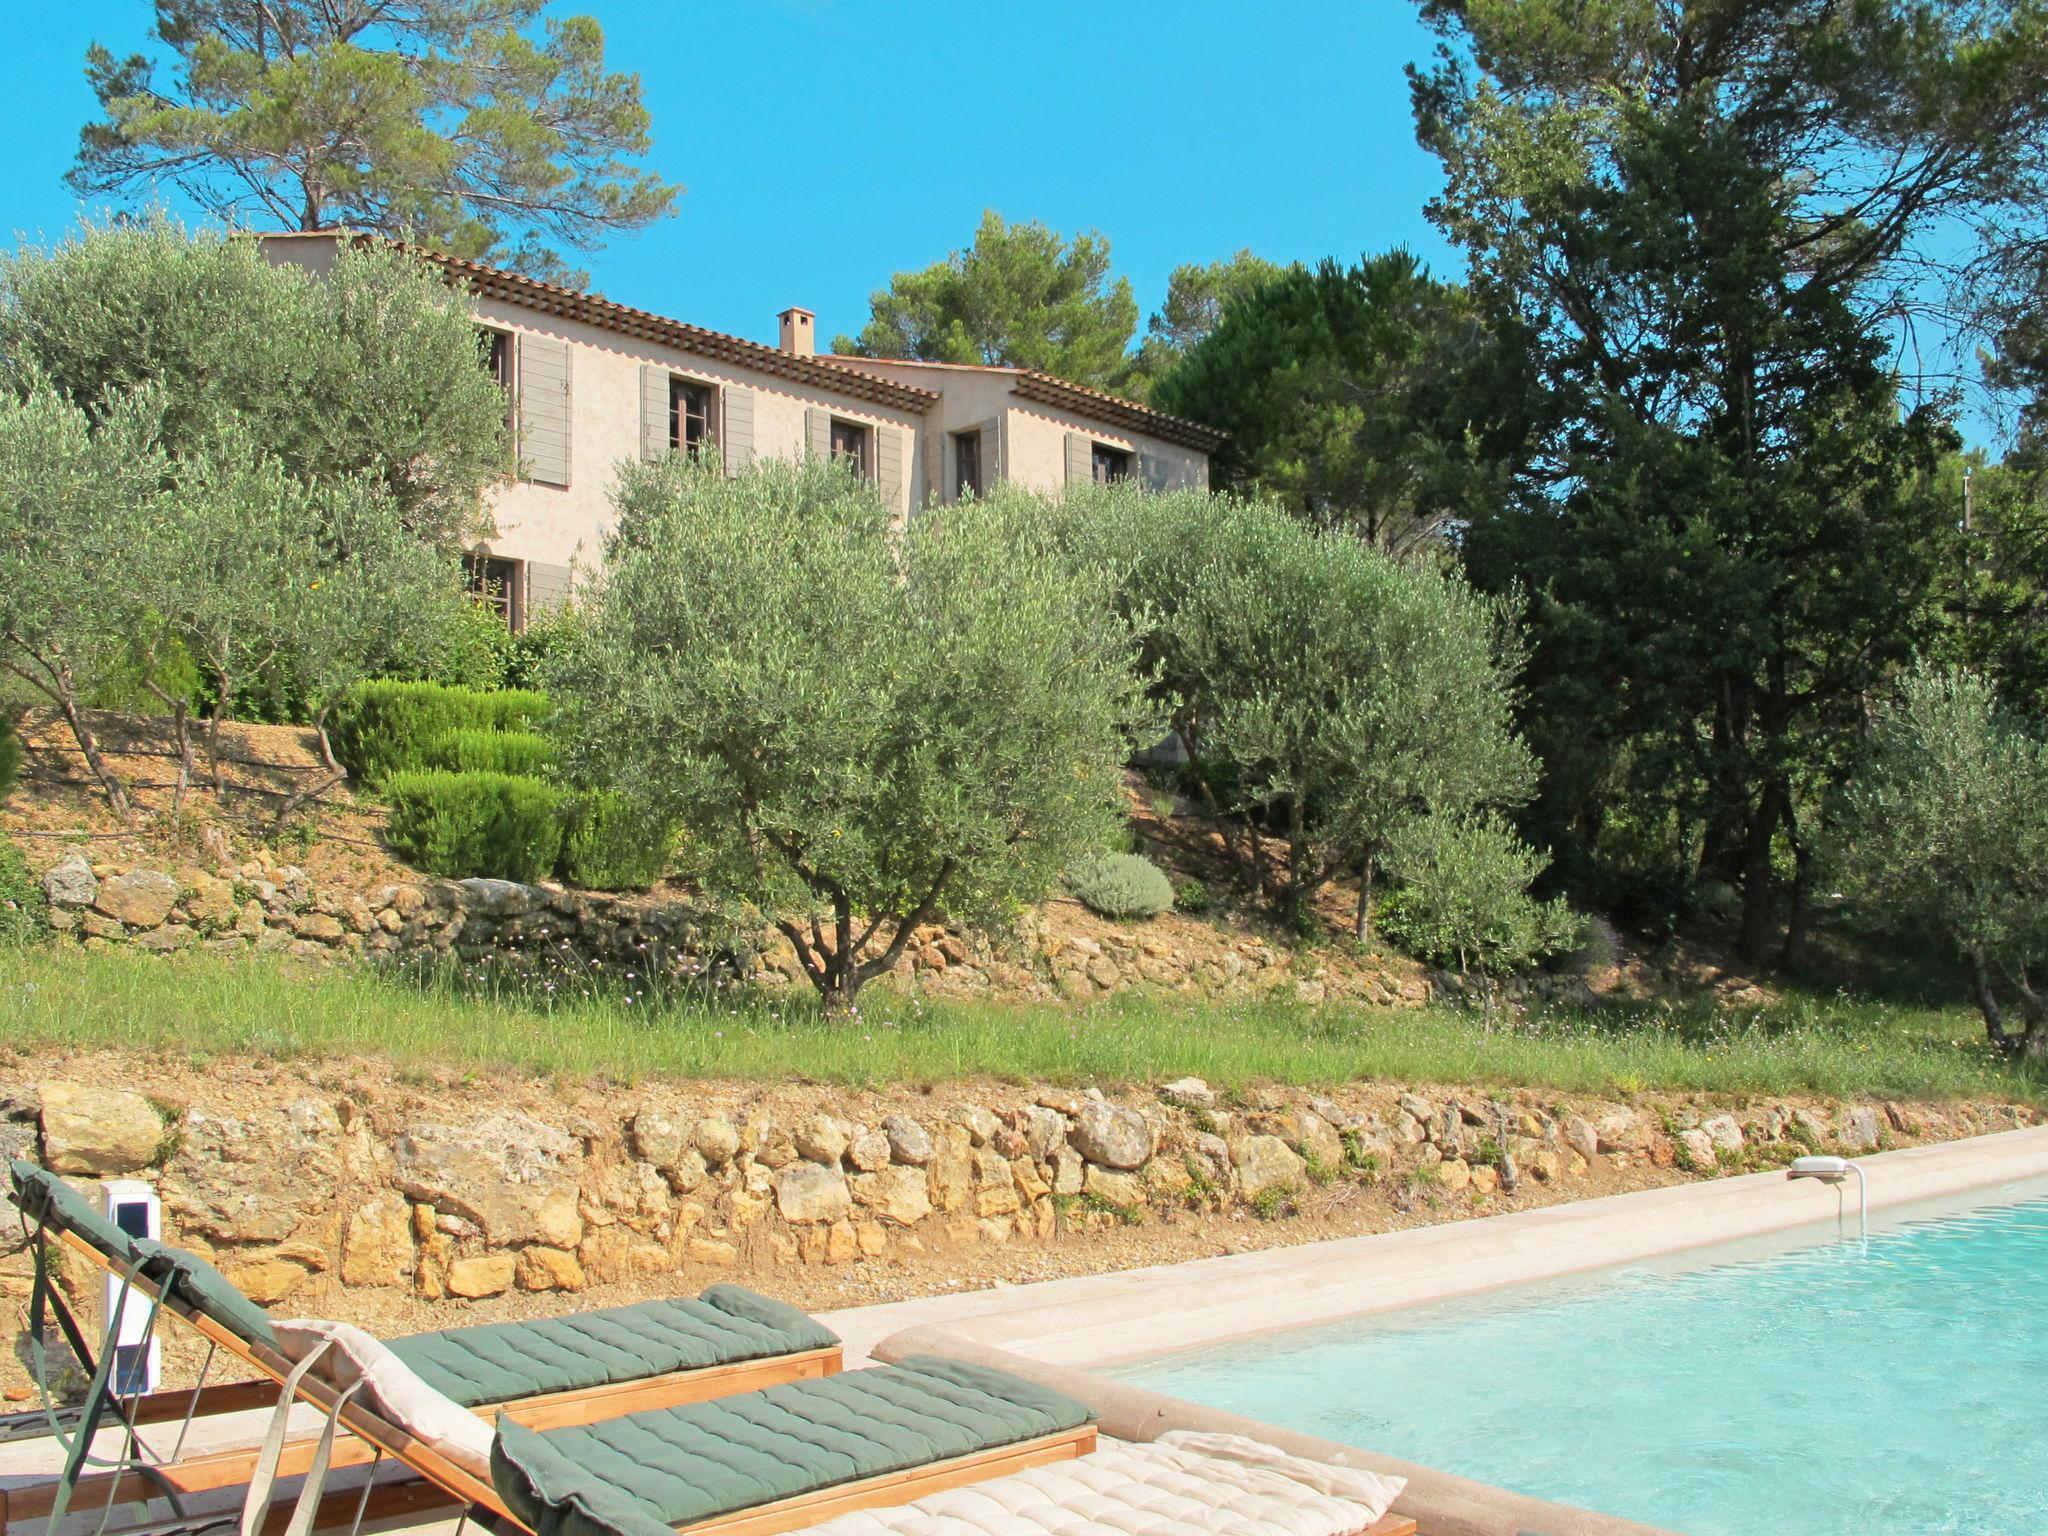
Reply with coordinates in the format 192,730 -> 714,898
1112,1187 -> 2048,1535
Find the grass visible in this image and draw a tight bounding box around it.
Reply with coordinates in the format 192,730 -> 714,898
1,943 -> 2043,1103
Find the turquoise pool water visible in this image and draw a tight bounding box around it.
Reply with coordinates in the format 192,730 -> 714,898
1112,1185 -> 2048,1535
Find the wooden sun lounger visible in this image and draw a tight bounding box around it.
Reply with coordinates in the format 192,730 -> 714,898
3,1228 -> 1095,1536
2,1228 -> 838,1532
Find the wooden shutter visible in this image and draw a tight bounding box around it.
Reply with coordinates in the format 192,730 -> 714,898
1140,451 -> 1170,492
980,417 -> 1002,487
876,425 -> 905,507
526,561 -> 572,614
805,407 -> 832,461
923,425 -> 944,507
639,366 -> 670,462
1064,431 -> 1091,486
721,388 -> 755,475
516,334 -> 571,487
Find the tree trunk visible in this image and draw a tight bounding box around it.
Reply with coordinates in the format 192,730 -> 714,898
207,687 -> 230,803
1736,781 -> 1783,967
1779,800 -> 1813,971
1965,947 -> 2012,1051
1354,852 -> 1376,944
55,689 -> 130,820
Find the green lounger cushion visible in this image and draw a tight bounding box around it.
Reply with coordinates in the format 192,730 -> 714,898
491,1355 -> 1095,1536
386,1286 -> 840,1408
8,1159 -> 140,1265
131,1238 -> 281,1352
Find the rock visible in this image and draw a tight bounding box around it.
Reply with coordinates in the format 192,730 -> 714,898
1562,1115 -> 1600,1161
955,1106 -> 1001,1146
342,1194 -> 415,1287
226,1259 -> 307,1305
294,913 -> 346,943
1035,1090 -> 1084,1117
184,873 -> 239,927
1392,1112 -> 1427,1145
1159,1078 -> 1216,1110
1398,1094 -> 1435,1125
1594,1111 -> 1644,1154
445,1255 -> 516,1299
630,1104 -> 690,1169
1068,1102 -> 1155,1169
795,1115 -> 851,1166
1792,1107 -> 1833,1142
1230,1136 -> 1307,1200
1020,1106 -> 1068,1161
1437,1158 -> 1472,1192
1277,1108 -> 1344,1171
1050,1147 -> 1085,1196
1841,1105 -> 1883,1152
94,871 -> 180,929
393,1112 -> 582,1248
1308,1097 -> 1362,1133
1470,1164 -> 1500,1196
455,879 -> 535,916
846,1130 -> 891,1172
686,1237 -> 739,1267
39,1083 -> 164,1174
1083,1166 -> 1145,1208
774,1164 -> 851,1224
1701,1114 -> 1744,1153
132,925 -> 197,953
1677,1129 -> 1717,1169
515,1247 -> 586,1292
849,1165 -> 932,1226
693,1117 -> 742,1165
44,855 -> 98,909
881,1115 -> 933,1166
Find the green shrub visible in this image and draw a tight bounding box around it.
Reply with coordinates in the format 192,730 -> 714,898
330,680 -> 549,784
420,728 -> 555,778
0,715 -> 20,803
1172,877 -> 1214,915
384,770 -> 564,881
0,836 -> 47,944
1069,853 -> 1174,920
559,791 -> 676,891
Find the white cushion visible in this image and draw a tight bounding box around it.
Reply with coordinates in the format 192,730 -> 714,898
794,1430 -> 1406,1536
273,1318 -> 495,1478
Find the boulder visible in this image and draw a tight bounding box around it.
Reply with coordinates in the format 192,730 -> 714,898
693,1117 -> 742,1165
393,1112 -> 582,1248
342,1195 -> 415,1288
183,873 -> 239,928
1701,1114 -> 1744,1154
1068,1102 -> 1155,1169
630,1104 -> 691,1169
849,1166 -> 932,1226
1308,1097 -> 1362,1133
1158,1078 -> 1216,1110
39,1083 -> 164,1174
1083,1166 -> 1145,1209
1677,1129 -> 1717,1169
1594,1111 -> 1644,1154
1562,1115 -> 1600,1162
881,1115 -> 933,1166
1276,1108 -> 1344,1171
1436,1159 -> 1472,1192
1020,1106 -> 1068,1161
1841,1105 -> 1883,1153
774,1164 -> 851,1225
846,1130 -> 891,1173
1230,1136 -> 1306,1200
515,1246 -> 586,1292
795,1115 -> 851,1166
955,1106 -> 1001,1147
43,855 -> 99,909
445,1254 -> 516,1299
226,1259 -> 307,1305
94,871 -> 179,929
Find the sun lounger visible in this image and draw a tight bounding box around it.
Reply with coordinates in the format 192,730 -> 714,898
2,1158 -> 838,1529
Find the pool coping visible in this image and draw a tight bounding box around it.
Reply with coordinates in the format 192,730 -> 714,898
836,1125 -> 2048,1536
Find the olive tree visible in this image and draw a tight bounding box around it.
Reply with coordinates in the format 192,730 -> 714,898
549,458 -> 1148,1012
1834,666 -> 2048,1057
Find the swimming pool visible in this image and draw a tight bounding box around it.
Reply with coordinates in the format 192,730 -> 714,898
1111,1182 -> 2048,1535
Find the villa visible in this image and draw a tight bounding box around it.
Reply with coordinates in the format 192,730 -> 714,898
261,232 -> 1221,630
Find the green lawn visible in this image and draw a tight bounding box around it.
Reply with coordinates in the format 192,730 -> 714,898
3,945 -> 2039,1104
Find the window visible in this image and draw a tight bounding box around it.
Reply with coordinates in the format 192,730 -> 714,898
479,327 -> 516,437
830,417 -> 871,476
670,378 -> 718,457
953,430 -> 982,500
464,554 -> 524,632
1091,443 -> 1133,484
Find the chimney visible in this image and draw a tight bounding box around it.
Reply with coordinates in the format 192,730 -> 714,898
778,306 -> 815,357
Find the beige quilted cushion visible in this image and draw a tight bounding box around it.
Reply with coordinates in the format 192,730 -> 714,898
795,1429 -> 1406,1536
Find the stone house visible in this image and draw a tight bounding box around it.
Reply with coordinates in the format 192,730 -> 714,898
260,232 -> 1221,630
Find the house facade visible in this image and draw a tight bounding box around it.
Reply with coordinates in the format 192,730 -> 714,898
260,232 -> 1221,629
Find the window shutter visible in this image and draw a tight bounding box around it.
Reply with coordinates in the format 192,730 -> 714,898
1140,451 -> 1170,492
980,417 -> 1002,486
516,334 -> 571,487
721,388 -> 755,475
805,407 -> 832,461
923,424 -> 944,507
1064,431 -> 1091,485
876,425 -> 904,508
526,561 -> 573,613
639,365 -> 669,462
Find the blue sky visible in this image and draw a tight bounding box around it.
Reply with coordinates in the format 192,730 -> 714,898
0,1 -> 1459,352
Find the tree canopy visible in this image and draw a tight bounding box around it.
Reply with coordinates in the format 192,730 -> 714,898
69,0 -> 677,284
1124,249 -> 1282,398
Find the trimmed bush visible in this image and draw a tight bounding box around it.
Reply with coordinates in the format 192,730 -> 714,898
420,728 -> 555,778
0,715 -> 20,803
1069,853 -> 1174,921
330,680 -> 549,784
0,836 -> 47,944
559,791 -> 676,891
384,770 -> 564,881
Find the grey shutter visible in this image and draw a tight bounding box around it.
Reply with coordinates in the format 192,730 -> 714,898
980,417 -> 1003,487
1140,451 -> 1170,492
526,561 -> 572,614
805,407 -> 832,461
876,425 -> 904,508
639,365 -> 670,462
721,388 -> 754,475
923,424 -> 944,507
516,333 -> 571,487
1064,431 -> 1092,486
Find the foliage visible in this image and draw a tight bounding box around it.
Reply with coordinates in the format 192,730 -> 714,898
1171,877 -> 1214,916
1380,811 -> 1579,983
383,770 -> 564,882
1933,452 -> 2048,716
549,456 -> 1148,1011
1124,250 -> 1282,399
1153,251 -> 1526,552
557,790 -> 676,891
0,221 -> 510,543
831,211 -> 1139,390
1833,666 -> 2048,1057
1410,0 -> 2039,962
0,837 -> 45,946
1068,853 -> 1174,921
421,729 -> 556,779
68,1 -> 677,284
0,714 -> 19,804
329,681 -> 550,785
